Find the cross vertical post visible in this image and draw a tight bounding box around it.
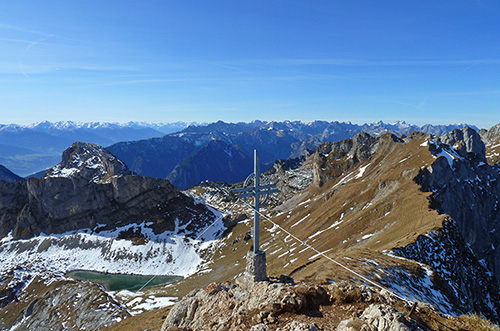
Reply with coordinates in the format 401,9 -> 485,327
253,149 -> 260,253
232,149 -> 279,282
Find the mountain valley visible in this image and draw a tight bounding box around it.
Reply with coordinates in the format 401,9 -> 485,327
1,121 -> 500,330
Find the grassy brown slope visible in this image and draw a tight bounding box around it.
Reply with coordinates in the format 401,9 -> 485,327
486,140 -> 500,165
108,135 -> 458,330
143,135 -> 445,292
256,136 -> 446,283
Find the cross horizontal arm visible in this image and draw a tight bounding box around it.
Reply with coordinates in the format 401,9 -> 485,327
261,188 -> 279,194
259,184 -> 277,190
234,192 -> 256,199
232,187 -> 255,193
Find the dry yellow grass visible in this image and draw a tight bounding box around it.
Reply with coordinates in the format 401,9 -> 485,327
109,135 -> 493,330
486,140 -> 500,165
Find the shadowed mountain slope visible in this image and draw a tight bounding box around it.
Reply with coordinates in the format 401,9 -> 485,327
0,164 -> 23,182
166,139 -> 253,189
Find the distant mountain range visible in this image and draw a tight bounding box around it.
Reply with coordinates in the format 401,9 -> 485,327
109,120 -> 479,189
0,120 -> 481,184
0,121 -> 198,176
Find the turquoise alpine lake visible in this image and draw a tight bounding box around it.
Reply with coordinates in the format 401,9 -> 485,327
67,270 -> 182,291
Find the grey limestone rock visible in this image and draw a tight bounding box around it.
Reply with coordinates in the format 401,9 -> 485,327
312,132 -> 400,187
10,280 -> 129,331
44,141 -> 132,183
482,123 -> 500,144
276,321 -> 317,331
440,127 -> 486,161
337,304 -> 416,331
250,324 -> 270,331
161,280 -> 328,331
0,142 -> 215,239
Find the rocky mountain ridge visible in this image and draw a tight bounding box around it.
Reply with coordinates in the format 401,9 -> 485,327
0,142 -> 215,240
44,141 -> 132,183
0,142 -> 227,330
0,120 -> 480,180
304,127 -> 500,319
0,121 -> 196,177
109,120 -> 477,189
481,123 -> 500,165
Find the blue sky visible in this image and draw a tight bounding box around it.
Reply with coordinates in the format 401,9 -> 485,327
1,1 -> 500,128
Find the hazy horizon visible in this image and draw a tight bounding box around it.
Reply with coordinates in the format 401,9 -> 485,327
1,1 -> 499,128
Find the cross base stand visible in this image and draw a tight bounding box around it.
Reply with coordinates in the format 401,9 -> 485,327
244,250 -> 267,282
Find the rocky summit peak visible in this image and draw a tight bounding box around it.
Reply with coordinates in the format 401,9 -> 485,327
440,127 -> 486,162
44,141 -> 131,183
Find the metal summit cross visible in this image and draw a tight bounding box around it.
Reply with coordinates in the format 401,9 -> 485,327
233,149 -> 278,282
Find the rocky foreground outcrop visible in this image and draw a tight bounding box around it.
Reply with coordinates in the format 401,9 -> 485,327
0,274 -> 129,331
161,279 -> 418,331
160,278 -> 497,331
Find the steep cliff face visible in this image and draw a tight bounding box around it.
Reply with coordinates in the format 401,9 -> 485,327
394,220 -> 500,321
414,131 -> 500,283
312,131 -> 399,187
482,123 -> 500,165
0,175 -> 211,240
302,129 -> 500,320
481,123 -> 500,144
440,126 -> 486,162
0,142 -> 216,240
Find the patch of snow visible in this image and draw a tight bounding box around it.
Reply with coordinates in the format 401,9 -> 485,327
297,198 -> 311,206
0,217 -> 226,279
360,233 -> 374,240
291,213 -> 310,228
355,163 -> 370,179
435,149 -> 459,167
134,296 -> 176,311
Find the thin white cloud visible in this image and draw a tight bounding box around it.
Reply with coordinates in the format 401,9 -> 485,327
219,58 -> 500,68
105,73 -> 347,86
0,24 -> 51,37
0,37 -> 38,44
